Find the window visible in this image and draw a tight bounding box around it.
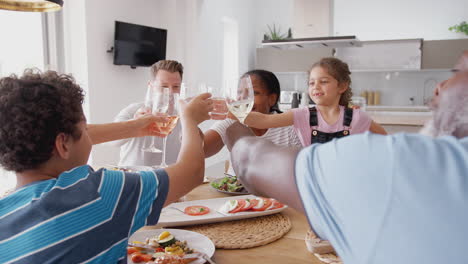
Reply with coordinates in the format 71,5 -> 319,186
0,10 -> 45,75
0,10 -> 51,193
222,16 -> 239,83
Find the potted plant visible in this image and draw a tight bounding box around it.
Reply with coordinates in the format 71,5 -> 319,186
449,21 -> 468,36
263,24 -> 292,41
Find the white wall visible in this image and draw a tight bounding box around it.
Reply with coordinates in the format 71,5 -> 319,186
334,0 -> 468,40
76,0 -> 265,166
254,0 -> 294,46
81,0 -> 173,165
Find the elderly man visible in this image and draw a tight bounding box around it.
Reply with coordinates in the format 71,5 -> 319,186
225,51 -> 468,264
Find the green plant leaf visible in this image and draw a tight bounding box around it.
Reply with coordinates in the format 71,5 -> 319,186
449,21 -> 468,35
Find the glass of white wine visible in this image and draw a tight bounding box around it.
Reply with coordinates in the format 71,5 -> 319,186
142,82 -> 162,153
153,88 -> 180,168
225,75 -> 254,124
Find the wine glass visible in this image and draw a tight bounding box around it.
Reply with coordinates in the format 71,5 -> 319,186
208,85 -> 228,120
225,75 -> 254,124
142,82 -> 162,153
153,88 -> 180,168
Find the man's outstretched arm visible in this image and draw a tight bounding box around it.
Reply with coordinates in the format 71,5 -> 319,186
88,114 -> 162,145
225,122 -> 305,214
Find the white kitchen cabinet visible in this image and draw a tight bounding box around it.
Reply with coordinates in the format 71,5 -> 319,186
292,0 -> 332,38
422,39 -> 468,69
335,39 -> 423,71
255,47 -> 333,72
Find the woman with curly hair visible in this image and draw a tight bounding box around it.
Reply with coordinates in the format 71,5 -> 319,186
243,57 -> 387,146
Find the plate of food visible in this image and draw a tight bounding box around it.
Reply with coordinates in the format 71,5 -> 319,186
127,229 -> 215,264
158,195 -> 287,227
108,165 -> 153,172
210,175 -> 250,195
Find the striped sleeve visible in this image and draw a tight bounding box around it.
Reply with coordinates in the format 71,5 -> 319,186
0,165 -> 169,264
209,119 -> 236,144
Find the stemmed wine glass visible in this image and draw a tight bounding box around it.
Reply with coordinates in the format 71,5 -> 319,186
225,75 -> 254,124
153,88 -> 180,168
181,82 -> 228,120
142,82 -> 162,153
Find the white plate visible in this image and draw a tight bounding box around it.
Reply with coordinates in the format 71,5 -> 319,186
108,165 -> 153,172
158,195 -> 288,227
128,229 -> 215,264
209,178 -> 250,195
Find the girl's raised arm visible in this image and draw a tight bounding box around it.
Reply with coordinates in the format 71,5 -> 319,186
369,120 -> 387,135
243,111 -> 294,129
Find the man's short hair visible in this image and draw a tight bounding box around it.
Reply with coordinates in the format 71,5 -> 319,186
150,60 -> 184,79
0,69 -> 85,172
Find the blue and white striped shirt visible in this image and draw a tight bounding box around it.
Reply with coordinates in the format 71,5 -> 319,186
0,165 -> 169,264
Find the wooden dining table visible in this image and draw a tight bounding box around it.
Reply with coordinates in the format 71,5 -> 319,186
141,183 -> 325,264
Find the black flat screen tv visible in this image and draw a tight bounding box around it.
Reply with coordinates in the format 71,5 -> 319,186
113,21 -> 167,68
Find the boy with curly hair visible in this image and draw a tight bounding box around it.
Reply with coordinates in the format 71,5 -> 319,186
0,69 -> 212,263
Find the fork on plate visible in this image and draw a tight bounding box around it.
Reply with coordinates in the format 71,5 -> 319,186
184,252 -> 216,264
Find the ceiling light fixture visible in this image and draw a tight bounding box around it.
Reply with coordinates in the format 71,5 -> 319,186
0,0 -> 63,12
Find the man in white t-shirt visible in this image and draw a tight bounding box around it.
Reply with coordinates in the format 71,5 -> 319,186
204,69 -> 301,158
110,60 -> 183,166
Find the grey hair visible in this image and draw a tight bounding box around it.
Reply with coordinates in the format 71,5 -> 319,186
429,75 -> 468,138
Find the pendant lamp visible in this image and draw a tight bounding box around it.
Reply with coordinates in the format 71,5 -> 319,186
0,0 -> 63,12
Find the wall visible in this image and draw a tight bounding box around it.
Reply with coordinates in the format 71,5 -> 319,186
77,0 -> 265,166
334,0 -> 468,40
62,0 -> 90,117
253,0 -> 294,45
187,0 -> 260,167
293,0 -> 332,38
81,0 -> 180,165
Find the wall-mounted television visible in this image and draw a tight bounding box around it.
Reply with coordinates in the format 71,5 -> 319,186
113,21 -> 167,68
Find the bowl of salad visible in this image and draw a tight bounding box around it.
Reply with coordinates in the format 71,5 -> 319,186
210,175 -> 250,195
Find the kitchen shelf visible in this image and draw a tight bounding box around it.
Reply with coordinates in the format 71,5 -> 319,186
261,36 -> 361,49
351,68 -> 452,73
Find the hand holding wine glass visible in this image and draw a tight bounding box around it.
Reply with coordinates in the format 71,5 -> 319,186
225,75 -> 254,124
153,88 -> 180,168
141,82 -> 163,153
179,92 -> 214,125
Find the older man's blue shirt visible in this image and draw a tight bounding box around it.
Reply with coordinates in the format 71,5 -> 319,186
295,133 -> 468,264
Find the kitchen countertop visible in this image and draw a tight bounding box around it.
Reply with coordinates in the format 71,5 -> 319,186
279,104 -> 432,126
367,110 -> 432,126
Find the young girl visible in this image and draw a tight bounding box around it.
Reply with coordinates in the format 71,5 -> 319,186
243,57 -> 386,146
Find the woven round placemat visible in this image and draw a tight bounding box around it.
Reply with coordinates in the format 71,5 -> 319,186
178,213 -> 291,249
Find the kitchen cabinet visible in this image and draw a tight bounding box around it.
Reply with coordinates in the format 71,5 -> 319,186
255,47 -> 333,72
292,0 -> 332,38
422,39 -> 468,69
335,39 -> 423,71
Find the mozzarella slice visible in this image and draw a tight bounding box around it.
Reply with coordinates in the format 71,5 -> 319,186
219,200 -> 238,214
266,200 -> 276,210
242,199 -> 251,210
252,198 -> 264,210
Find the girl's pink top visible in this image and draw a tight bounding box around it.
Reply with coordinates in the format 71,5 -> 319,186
292,105 -> 372,147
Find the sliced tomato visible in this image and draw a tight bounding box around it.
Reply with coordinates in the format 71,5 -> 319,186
269,198 -> 285,210
243,198 -> 259,211
251,198 -> 272,211
130,253 -> 152,263
184,205 -> 210,216
127,247 -> 140,255
229,199 -> 247,213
